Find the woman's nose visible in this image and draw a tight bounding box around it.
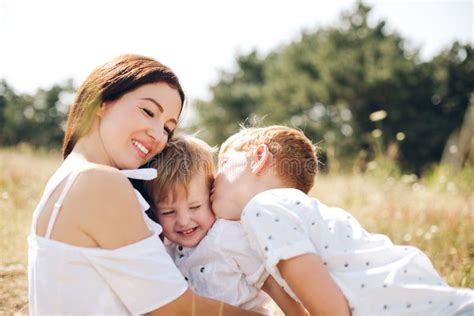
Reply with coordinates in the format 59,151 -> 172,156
147,121 -> 166,142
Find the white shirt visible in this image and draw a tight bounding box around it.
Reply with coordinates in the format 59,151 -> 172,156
28,153 -> 188,315
241,188 -> 474,316
166,219 -> 272,315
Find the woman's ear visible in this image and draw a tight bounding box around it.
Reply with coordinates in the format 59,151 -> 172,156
96,102 -> 108,117
250,144 -> 272,175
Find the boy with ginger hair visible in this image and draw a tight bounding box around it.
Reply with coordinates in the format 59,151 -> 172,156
144,135 -> 308,315
211,125 -> 474,316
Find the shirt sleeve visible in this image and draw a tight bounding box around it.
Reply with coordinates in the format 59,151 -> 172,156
82,233 -> 187,315
215,220 -> 269,288
240,191 -> 318,275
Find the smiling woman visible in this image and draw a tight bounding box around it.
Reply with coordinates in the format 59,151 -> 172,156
27,54 -> 259,315
91,82 -> 181,168
61,55 -> 185,162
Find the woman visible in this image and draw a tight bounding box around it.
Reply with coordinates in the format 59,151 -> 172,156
28,54 -> 259,315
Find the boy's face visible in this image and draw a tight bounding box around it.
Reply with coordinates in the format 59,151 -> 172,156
157,172 -> 215,248
212,148 -> 255,220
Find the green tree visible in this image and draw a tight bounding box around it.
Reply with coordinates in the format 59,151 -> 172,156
0,80 -> 74,148
191,51 -> 264,144
193,1 -> 473,173
193,51 -> 265,145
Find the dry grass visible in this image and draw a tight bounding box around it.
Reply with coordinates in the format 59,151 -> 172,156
0,147 -> 472,314
0,146 -> 61,314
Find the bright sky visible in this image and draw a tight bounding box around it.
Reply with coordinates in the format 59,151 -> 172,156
0,0 -> 472,105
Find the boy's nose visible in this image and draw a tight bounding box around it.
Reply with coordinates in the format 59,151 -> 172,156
176,213 -> 191,226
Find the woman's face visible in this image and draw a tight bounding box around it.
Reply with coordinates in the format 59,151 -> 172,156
99,82 -> 182,169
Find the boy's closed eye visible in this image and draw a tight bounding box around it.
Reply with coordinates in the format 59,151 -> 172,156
160,210 -> 175,216
219,158 -> 228,167
189,204 -> 201,210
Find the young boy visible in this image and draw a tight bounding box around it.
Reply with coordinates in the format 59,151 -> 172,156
144,135 -> 307,315
211,125 -> 474,316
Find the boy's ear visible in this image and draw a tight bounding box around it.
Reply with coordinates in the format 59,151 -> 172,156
250,144 -> 272,175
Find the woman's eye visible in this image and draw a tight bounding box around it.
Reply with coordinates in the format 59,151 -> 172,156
141,107 -> 154,118
190,205 -> 201,210
164,126 -> 173,136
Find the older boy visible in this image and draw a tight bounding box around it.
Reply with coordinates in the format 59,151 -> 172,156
211,125 -> 474,316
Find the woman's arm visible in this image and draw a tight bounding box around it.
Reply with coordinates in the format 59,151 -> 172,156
18,292 -> 261,316
278,253 -> 350,316
150,289 -> 261,316
262,275 -> 308,316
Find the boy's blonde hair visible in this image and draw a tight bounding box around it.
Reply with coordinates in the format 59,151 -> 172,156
219,126 -> 318,193
145,135 -> 215,209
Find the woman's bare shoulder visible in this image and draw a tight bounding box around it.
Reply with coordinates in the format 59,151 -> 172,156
76,164 -> 130,188
66,166 -> 151,249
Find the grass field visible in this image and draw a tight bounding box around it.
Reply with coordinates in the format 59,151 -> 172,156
0,146 -> 473,314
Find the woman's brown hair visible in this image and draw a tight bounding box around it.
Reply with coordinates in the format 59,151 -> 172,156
62,54 -> 185,159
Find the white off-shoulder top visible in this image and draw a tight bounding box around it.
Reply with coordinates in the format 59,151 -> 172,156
28,152 -> 187,315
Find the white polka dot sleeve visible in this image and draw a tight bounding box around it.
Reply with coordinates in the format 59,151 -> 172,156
241,191 -> 317,286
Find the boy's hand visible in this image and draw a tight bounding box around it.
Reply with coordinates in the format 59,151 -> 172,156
262,275 -> 308,316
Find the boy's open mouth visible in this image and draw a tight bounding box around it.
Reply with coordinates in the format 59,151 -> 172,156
178,227 -> 198,237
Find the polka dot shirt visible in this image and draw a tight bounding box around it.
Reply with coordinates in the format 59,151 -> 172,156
165,219 -> 272,315
241,188 -> 474,316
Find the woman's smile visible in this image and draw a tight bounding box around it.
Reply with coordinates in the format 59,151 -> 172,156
131,139 -> 150,157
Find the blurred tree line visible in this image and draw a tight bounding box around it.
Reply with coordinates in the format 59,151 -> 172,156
0,80 -> 74,149
192,2 -> 473,174
1,2 -> 472,174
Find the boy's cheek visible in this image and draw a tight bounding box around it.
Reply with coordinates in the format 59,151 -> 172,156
157,217 -> 172,231
199,207 -> 216,224
209,209 -> 217,221
230,210 -> 242,221
210,204 -> 223,218
213,206 -> 239,221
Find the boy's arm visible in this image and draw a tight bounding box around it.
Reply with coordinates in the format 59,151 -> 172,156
262,276 -> 308,316
278,253 -> 350,316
